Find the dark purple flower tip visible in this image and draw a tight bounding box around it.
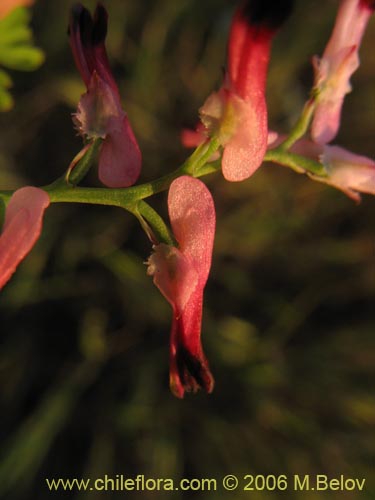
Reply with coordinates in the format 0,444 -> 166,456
241,0 -> 294,31
175,346 -> 214,395
360,0 -> 375,10
69,4 -> 89,36
69,2 -> 107,47
92,4 -> 108,45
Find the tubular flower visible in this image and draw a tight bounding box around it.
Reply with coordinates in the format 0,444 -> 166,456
0,187 -> 50,289
69,3 -> 141,188
275,137 -> 375,201
147,176 -> 216,398
199,0 -> 293,182
320,145 -> 375,201
311,0 -> 375,145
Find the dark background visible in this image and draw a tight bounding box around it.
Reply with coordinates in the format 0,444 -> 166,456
0,0 -> 374,498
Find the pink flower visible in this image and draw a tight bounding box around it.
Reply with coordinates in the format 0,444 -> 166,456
199,0 -> 292,182
69,3 -> 141,188
180,123 -> 207,149
311,0 -> 375,144
147,176 -> 216,398
280,137 -> 375,201
320,145 -> 375,201
0,187 -> 50,289
0,0 -> 33,20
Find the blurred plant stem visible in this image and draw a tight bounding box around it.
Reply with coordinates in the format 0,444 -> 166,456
0,357 -> 106,497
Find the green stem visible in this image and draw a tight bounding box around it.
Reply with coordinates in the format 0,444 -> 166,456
124,136 -> 221,199
66,138 -> 103,186
277,97 -> 316,151
44,138 -> 221,206
265,149 -> 326,177
136,200 -> 175,245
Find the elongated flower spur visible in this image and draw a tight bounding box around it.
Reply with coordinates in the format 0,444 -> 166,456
311,0 -> 375,144
197,0 -> 293,181
69,3 -> 141,187
147,176 -> 216,398
0,187 -> 49,289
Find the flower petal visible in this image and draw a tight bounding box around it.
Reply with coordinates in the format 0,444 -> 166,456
180,123 -> 207,149
169,288 -> 214,398
322,144 -> 375,199
98,115 -> 142,188
228,0 -> 293,100
167,176 -> 215,286
222,95 -> 267,181
311,0 -> 374,144
312,46 -> 359,144
74,71 -> 123,140
0,187 -> 49,289
147,243 -> 199,314
324,0 -> 373,58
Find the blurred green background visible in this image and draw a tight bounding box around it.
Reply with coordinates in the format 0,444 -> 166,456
0,0 -> 374,498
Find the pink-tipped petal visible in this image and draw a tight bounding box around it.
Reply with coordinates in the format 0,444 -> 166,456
181,124 -> 207,149
312,0 -> 374,144
286,137 -> 375,201
167,176 -> 216,285
147,243 -> 199,314
311,94 -> 345,145
322,145 -> 375,199
222,95 -> 267,181
0,187 -> 49,289
324,0 -> 373,57
98,115 -> 142,188
312,45 -> 359,144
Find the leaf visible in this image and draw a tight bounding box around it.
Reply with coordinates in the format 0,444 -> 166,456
0,24 -> 32,45
0,85 -> 13,111
0,68 -> 12,88
0,7 -> 30,30
0,45 -> 44,71
0,7 -> 44,72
